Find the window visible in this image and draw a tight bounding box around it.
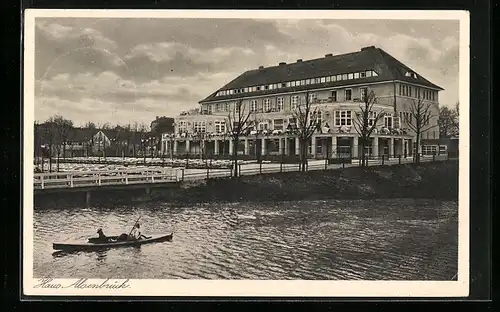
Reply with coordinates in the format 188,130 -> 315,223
366,70 -> 372,77
178,121 -> 187,133
305,79 -> 311,85
393,116 -> 401,129
315,78 -> 321,84
277,97 -> 284,111
315,111 -> 322,126
225,102 -> 230,112
334,111 -> 352,126
320,77 -> 326,83
250,100 -> 257,112
269,84 -> 274,90
291,95 -> 299,110
399,84 -> 402,96
300,80 -> 306,86
360,87 -> 368,101
409,86 -> 412,97
384,114 -> 393,128
372,70 -> 378,76
193,121 -> 206,133
422,145 -> 438,156
326,76 -> 331,82
348,73 -> 354,80
259,123 -> 268,130
308,93 -> 317,103
273,119 -> 284,131
264,85 -> 269,90
206,104 -> 212,114
331,90 -> 337,102
264,98 -> 271,112
215,121 -> 226,133
332,75 -> 337,82
282,83 -> 287,88
345,89 -> 352,101
342,74 -> 348,80
336,74 -> 342,81
291,81 -> 296,87
360,71 -> 366,78
368,111 -> 377,126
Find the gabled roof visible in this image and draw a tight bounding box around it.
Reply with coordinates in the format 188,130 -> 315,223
199,46 -> 444,103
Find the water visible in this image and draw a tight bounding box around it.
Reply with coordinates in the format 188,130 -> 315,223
33,199 -> 458,280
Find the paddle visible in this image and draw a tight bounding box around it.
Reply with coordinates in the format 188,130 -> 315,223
128,216 -> 142,237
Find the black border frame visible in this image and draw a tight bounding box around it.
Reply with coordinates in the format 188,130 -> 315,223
4,0 -> 492,307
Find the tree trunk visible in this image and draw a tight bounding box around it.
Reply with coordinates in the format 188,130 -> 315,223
415,134 -> 421,164
360,138 -> 365,167
232,136 -> 239,177
299,139 -> 307,172
56,148 -> 60,172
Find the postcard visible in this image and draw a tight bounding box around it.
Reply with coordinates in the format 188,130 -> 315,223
23,9 -> 469,297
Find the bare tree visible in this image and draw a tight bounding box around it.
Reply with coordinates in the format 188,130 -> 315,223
48,115 -> 73,171
226,98 -> 252,177
352,90 -> 386,167
42,122 -> 56,172
249,113 -> 264,159
438,102 -> 459,138
292,91 -> 320,172
404,98 -> 438,163
84,121 -> 97,130
138,123 -> 148,163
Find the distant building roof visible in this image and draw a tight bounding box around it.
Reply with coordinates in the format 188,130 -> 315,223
199,46 -> 444,103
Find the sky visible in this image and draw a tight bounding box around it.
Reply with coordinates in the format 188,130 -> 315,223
33,17 -> 460,127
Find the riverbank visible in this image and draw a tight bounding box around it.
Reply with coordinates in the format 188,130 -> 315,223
33,160 -> 458,208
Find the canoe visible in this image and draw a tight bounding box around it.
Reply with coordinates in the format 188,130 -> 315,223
52,233 -> 173,252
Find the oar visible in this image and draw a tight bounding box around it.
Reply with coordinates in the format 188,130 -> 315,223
128,216 -> 142,237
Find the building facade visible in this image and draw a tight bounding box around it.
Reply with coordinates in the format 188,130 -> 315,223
163,46 -> 444,158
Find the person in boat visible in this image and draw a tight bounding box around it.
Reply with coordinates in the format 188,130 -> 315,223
129,222 -> 148,240
96,228 -> 110,242
115,222 -> 148,241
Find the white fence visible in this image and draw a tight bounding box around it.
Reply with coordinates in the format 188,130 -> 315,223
33,168 -> 179,190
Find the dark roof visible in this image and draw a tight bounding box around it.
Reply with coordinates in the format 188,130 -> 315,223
199,46 -> 444,103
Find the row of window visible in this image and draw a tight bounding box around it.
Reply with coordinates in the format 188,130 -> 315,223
399,84 -> 437,101
205,88 -> 371,114
177,111 -> 415,134
214,70 -> 379,97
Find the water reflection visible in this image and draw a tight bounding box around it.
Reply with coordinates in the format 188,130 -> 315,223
34,199 -> 458,280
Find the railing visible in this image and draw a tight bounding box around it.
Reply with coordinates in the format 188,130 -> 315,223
34,154 -> 452,190
179,154 -> 451,180
33,168 -> 178,190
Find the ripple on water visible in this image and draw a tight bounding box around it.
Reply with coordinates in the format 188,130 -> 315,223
33,199 -> 458,280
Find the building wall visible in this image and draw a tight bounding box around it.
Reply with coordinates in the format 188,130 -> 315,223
394,82 -> 440,140
176,81 -> 440,139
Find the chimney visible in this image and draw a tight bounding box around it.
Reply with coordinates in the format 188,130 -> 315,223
258,65 -> 264,69
279,62 -> 286,66
361,46 -> 376,51
325,53 -> 333,57
296,59 -> 302,63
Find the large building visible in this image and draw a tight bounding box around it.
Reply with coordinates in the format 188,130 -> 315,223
162,46 -> 443,158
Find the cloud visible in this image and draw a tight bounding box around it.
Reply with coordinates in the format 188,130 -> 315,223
36,20 -> 118,50
33,18 -> 460,125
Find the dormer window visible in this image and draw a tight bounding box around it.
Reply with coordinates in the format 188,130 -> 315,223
405,71 -> 417,79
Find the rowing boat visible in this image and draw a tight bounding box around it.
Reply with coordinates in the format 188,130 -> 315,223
52,233 -> 173,252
